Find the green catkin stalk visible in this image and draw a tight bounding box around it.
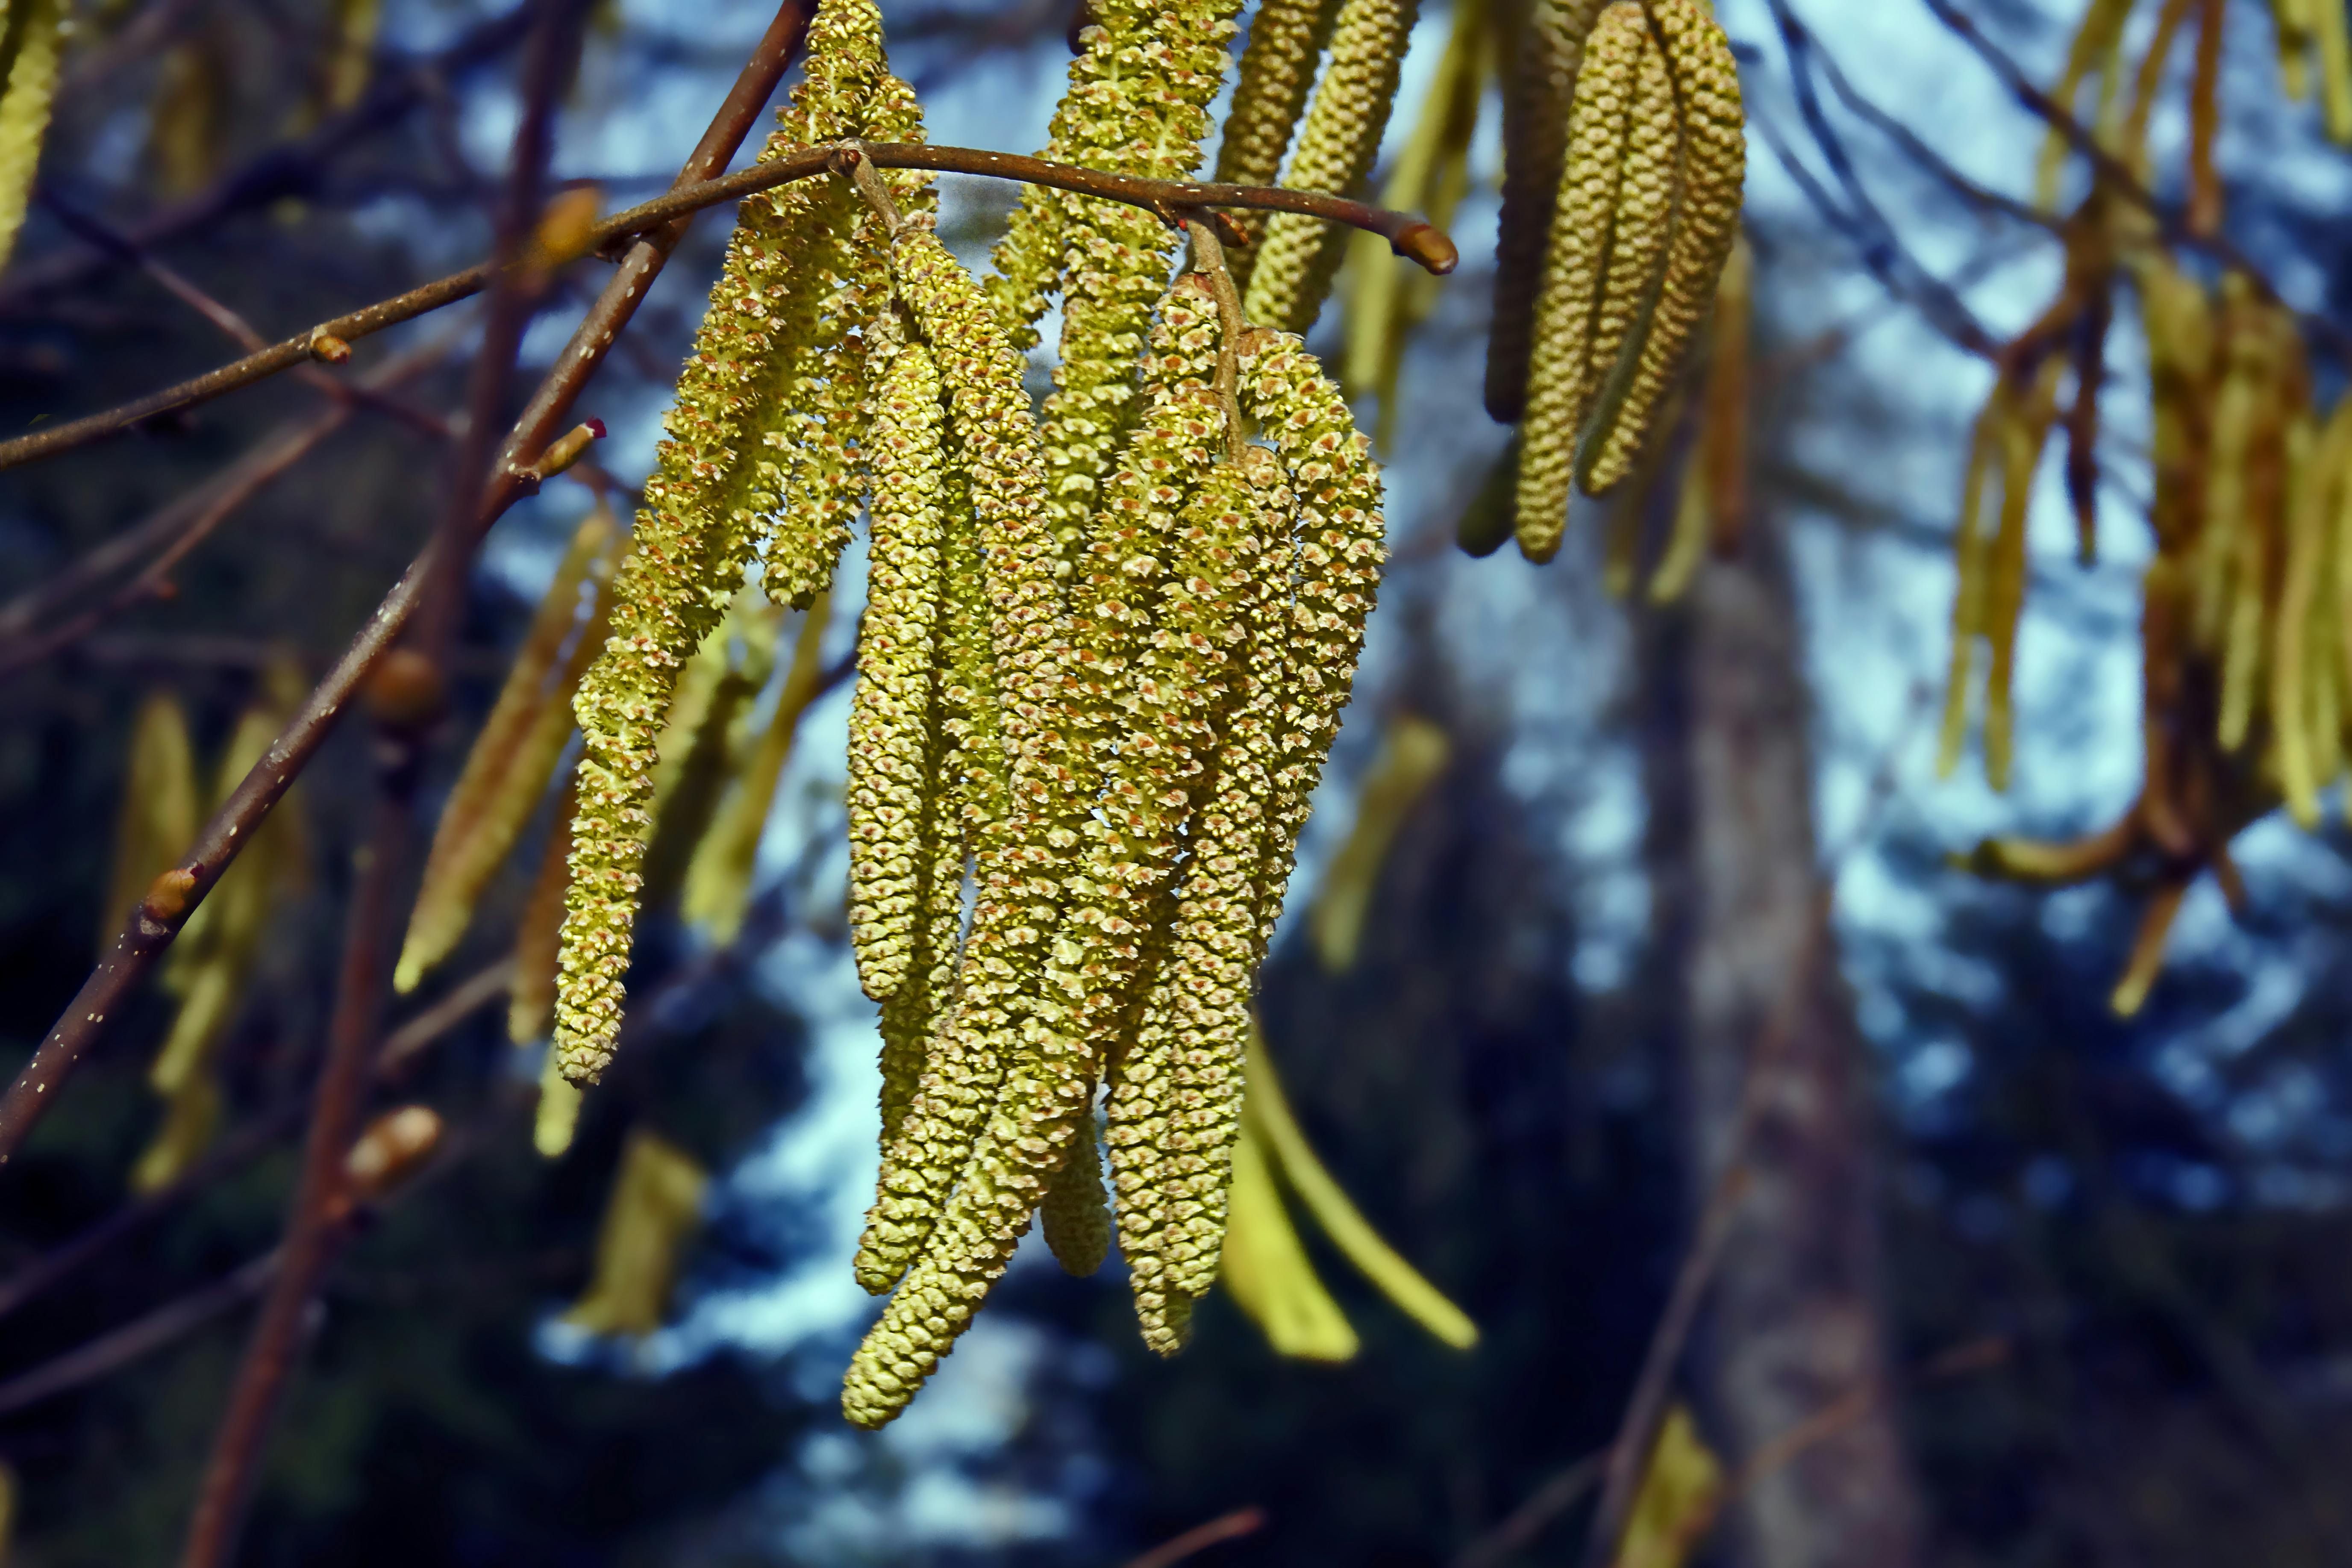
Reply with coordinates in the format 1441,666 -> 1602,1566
844,222 -> 1069,1336
1345,0 -> 1485,443
1512,2 -> 1646,559
103,694 -> 200,946
0,0 -> 66,269
1243,0 -> 1424,334
1984,362 -> 2062,792
1216,0 -> 1341,291
1486,0 -> 1611,422
399,510 -> 614,993
847,339 -> 949,1003
1109,447 -> 1293,1342
680,592 -> 832,947
557,0 -> 920,1086
2032,0 -> 2137,209
1245,1028 -> 1476,1347
1578,0 -> 1746,492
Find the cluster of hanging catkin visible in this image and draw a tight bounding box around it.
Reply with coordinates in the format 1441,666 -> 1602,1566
1937,0 -> 2352,1016
534,0 -> 1438,1427
1482,0 -> 1745,561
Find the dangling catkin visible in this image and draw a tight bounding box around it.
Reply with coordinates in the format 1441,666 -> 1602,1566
847,222 -> 1067,1320
1579,0 -> 1746,493
1216,0 -> 1340,289
1243,0 -> 1424,333
847,338 -> 948,1003
1512,1 -> 1646,560
1487,0 -> 1611,422
557,0 -> 920,1086
399,509 -> 613,994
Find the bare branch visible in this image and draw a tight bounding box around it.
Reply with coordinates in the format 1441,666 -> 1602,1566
0,141 -> 1460,474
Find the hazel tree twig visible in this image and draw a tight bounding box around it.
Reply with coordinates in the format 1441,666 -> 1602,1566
0,141 -> 1460,474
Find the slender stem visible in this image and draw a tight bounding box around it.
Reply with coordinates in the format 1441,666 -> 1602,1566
0,143 -> 1458,475
0,0 -> 817,1168
1184,218 -> 1248,462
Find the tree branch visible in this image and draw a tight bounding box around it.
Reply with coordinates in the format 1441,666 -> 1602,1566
0,142 -> 1459,474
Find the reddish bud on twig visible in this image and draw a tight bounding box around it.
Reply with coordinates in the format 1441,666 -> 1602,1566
140,868 -> 198,924
308,333 -> 352,366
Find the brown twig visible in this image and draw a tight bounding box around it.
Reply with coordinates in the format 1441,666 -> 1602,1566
0,0 -> 816,1168
0,338 -> 453,675
0,142 -> 1458,475
0,1251 -> 279,1419
1120,1506 -> 1268,1568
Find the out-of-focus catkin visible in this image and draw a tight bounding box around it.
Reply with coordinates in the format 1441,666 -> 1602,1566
1243,0 -> 1423,333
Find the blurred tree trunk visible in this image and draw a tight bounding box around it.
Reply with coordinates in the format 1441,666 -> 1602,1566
1637,506 -> 1923,1568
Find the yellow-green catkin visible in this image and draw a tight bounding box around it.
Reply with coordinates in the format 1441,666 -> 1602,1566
863,465 -> 991,1287
1019,0 -> 1243,571
1512,1 -> 1646,559
1216,0 -> 1340,290
1157,343 -> 1373,1316
0,0 -> 66,269
1244,0 -> 1424,334
1581,0 -> 1746,491
557,0 -> 916,1086
983,0 -> 1240,350
1107,446 -> 1292,1346
848,222 -> 1064,1313
1238,328 -> 1387,959
848,338 -> 949,1003
399,510 -> 613,994
1487,0 -> 1611,422
1040,1115 -> 1112,1275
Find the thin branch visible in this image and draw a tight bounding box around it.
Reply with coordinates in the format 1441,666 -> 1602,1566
1451,1449 -> 1608,1568
0,1252 -> 278,1419
0,5 -> 540,311
0,0 -> 816,1167
0,338 -> 453,675
0,141 -> 1458,474
1120,1507 -> 1268,1568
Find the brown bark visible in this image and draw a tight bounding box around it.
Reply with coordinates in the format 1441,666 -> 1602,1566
1638,509 -> 1923,1568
